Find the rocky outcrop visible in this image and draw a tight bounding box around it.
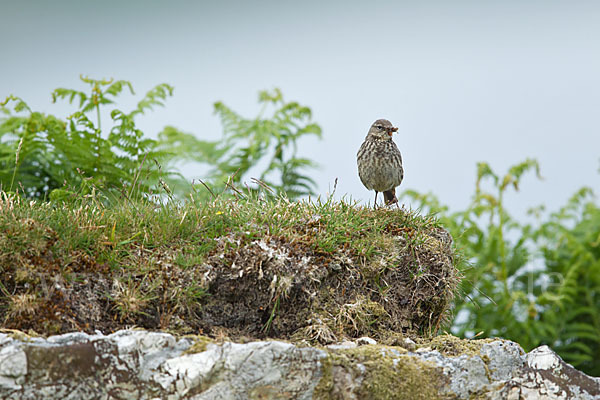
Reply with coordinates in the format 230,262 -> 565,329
0,330 -> 598,399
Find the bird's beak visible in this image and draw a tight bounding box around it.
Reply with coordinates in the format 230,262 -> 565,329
387,126 -> 398,136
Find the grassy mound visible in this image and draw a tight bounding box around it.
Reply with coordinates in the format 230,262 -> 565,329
0,191 -> 460,343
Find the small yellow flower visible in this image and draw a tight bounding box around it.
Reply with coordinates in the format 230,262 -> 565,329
216,211 -> 223,215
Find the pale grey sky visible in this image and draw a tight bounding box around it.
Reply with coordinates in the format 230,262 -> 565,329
1,0 -> 599,216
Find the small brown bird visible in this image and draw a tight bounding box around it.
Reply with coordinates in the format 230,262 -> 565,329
357,119 -> 404,207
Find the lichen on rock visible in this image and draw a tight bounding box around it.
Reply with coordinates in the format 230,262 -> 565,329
1,330 -> 598,399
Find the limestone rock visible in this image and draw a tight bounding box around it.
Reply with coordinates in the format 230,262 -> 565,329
0,330 -> 598,399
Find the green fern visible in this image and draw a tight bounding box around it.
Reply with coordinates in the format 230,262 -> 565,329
0,76 -> 182,200
161,88 -> 322,200
535,189 -> 600,374
402,160 -> 600,376
2,79 -> 321,201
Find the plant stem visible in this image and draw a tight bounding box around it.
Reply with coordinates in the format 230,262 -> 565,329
9,137 -> 24,192
498,188 -> 509,295
96,103 -> 102,133
95,89 -> 102,173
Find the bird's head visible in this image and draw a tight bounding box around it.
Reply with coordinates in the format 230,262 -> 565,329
368,119 -> 398,140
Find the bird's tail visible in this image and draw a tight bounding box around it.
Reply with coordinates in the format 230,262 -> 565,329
383,189 -> 398,205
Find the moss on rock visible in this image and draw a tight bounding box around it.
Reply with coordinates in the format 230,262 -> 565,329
314,344 -> 447,400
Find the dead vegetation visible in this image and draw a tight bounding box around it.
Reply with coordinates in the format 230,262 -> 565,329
0,190 -> 460,342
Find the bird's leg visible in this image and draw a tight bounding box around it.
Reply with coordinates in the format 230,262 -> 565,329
374,191 -> 379,209
383,189 -> 398,207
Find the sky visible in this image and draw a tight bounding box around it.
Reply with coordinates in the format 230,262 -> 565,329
1,0 -> 599,217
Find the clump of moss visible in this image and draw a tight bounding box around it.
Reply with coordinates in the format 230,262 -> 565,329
183,335 -> 214,354
314,345 -> 446,400
421,333 -> 499,357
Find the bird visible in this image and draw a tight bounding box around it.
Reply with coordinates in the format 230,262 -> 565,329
357,119 -> 404,208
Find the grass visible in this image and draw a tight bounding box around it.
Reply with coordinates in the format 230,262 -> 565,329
0,190 -> 439,269
0,189 -> 459,339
